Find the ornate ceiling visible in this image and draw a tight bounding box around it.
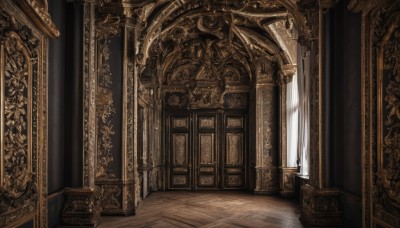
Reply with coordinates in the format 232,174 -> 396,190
133,0 -> 300,84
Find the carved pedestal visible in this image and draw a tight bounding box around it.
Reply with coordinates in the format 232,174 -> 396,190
279,167 -> 297,197
62,187 -> 102,227
300,184 -> 343,227
255,167 -> 279,194
96,181 -> 135,215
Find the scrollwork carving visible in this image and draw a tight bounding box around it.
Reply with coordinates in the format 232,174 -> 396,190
100,185 -> 121,209
377,13 -> 400,209
95,14 -> 120,179
0,29 -> 39,226
224,93 -> 248,109
1,32 -> 31,196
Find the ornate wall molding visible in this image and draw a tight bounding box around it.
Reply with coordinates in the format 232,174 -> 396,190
95,13 -> 120,179
0,0 -> 58,226
82,0 -> 97,189
16,0 -> 59,38
359,1 -> 400,227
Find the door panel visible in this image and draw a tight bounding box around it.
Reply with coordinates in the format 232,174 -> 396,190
166,111 -> 246,190
195,114 -> 219,189
222,114 -> 246,189
168,113 -> 192,190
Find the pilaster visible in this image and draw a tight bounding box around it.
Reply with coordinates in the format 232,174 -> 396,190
253,60 -> 279,194
298,1 -> 343,226
62,1 -> 102,226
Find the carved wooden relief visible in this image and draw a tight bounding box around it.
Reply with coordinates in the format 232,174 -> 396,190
172,175 -> 187,186
224,93 -> 249,109
226,133 -> 243,165
165,92 -> 188,109
227,117 -> 243,129
199,133 -> 214,164
1,31 -> 32,196
100,185 -> 121,209
199,117 -> 215,129
172,117 -> 189,129
0,0 -> 58,226
377,16 -> 400,209
199,176 -> 214,186
223,113 -> 246,190
95,14 -> 120,179
172,133 -> 188,165
361,1 -> 400,227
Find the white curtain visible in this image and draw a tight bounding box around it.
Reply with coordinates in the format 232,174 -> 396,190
297,45 -> 310,176
286,73 -> 299,168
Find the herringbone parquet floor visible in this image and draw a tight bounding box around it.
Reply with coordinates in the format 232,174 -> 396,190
98,191 -> 303,228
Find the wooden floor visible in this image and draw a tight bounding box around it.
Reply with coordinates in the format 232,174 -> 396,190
98,191 -> 303,228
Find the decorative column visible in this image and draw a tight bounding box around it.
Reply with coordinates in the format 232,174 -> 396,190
120,11 -> 136,215
94,4 -> 137,215
62,0 -> 101,226
254,60 -> 279,194
277,64 -> 298,197
298,0 -> 343,227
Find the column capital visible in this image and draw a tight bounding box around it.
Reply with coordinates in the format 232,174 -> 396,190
277,64 -> 297,85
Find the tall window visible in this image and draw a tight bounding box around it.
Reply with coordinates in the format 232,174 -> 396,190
286,45 -> 310,176
287,73 -> 299,168
297,46 -> 310,176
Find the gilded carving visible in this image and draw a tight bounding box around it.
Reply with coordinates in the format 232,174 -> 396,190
16,0 -> 60,37
0,7 -> 48,226
126,29 -> 135,177
82,1 -> 96,188
360,1 -> 400,227
100,185 -> 121,209
95,14 -> 120,179
378,21 -> 400,207
1,32 -> 31,197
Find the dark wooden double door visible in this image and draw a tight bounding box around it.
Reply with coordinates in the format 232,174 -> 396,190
166,110 -> 247,190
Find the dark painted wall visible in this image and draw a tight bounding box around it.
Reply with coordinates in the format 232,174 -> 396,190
329,0 -> 362,227
48,0 -> 66,195
64,1 -> 83,187
48,0 -> 66,227
109,35 -> 123,178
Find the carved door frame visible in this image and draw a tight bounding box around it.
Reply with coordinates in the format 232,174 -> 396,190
349,0 -> 400,227
164,108 -> 248,191
0,0 -> 59,227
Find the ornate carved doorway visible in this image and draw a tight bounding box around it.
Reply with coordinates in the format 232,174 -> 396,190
165,108 -> 248,190
138,1 -> 300,195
